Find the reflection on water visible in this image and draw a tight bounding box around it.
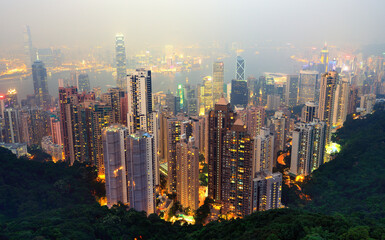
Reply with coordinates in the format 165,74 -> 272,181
0,47 -> 300,99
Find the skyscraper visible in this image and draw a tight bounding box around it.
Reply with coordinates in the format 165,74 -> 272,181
103,125 -> 129,207
230,79 -> 248,108
332,76 -> 350,128
318,71 -> 337,150
3,108 -> 20,144
208,98 -> 236,202
252,170 -> 282,212
222,118 -> 253,217
102,125 -> 155,214
320,44 -> 329,73
115,34 -> 127,90
253,128 -> 274,174
298,71 -> 319,104
302,102 -> 318,123
127,69 -> 152,134
77,73 -> 91,93
201,76 -> 214,114
23,25 -> 36,66
32,61 -> 50,108
285,75 -> 299,107
236,56 -> 245,80
238,106 -> 265,138
213,62 -> 224,104
290,120 -> 326,176
176,136 -> 199,210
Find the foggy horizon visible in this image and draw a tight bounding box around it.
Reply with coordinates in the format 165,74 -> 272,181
1,0 -> 385,54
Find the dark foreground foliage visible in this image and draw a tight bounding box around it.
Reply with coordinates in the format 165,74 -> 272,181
2,107 -> 385,239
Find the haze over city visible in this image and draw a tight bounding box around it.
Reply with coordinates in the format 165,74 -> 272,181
1,1 -> 385,239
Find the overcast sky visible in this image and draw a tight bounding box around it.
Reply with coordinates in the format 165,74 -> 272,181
1,0 -> 385,52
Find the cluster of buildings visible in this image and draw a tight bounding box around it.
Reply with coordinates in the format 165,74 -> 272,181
1,33 -> 383,222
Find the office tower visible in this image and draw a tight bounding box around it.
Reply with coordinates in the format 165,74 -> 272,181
290,119 -> 326,176
185,85 -> 198,116
49,115 -> 62,146
213,62 -> 224,104
77,74 -> 91,93
115,34 -> 127,90
103,125 -> 129,207
236,56 -> 245,80
332,77 -> 350,128
102,125 -> 155,214
231,79 -> 248,108
320,44 -> 329,73
253,128 -> 274,174
32,60 -> 50,108
252,170 -> 282,212
360,94 -> 376,116
318,71 -> 337,149
285,75 -> 299,107
270,111 -> 288,157
127,69 -> 152,134
23,25 -> 36,66
238,106 -> 265,138
85,101 -> 112,171
302,102 -> 318,123
201,76 -> 214,113
298,71 -> 319,104
208,98 -> 236,202
226,82 -> 232,102
3,108 -> 20,143
176,136 -> 199,210
126,131 -> 155,214
222,118 -> 253,217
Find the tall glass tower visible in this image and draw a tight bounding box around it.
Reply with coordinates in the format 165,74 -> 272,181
236,56 -> 245,80
115,34 -> 127,90
32,60 -> 50,108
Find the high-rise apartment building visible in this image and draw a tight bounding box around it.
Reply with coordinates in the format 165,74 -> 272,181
332,77 -> 350,128
3,108 -> 20,144
32,60 -> 50,108
208,98 -> 236,202
302,102 -> 318,123
238,106 -> 265,138
102,125 -> 155,214
290,119 -> 326,176
252,170 -> 282,212
176,136 -> 199,210
318,71 -> 337,151
127,69 -> 152,134
221,118 -> 253,217
253,128 -> 274,174
115,34 -> 127,90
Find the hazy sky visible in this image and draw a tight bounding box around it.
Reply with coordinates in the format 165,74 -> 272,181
1,0 -> 385,52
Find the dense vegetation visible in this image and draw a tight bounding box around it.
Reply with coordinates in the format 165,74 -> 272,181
2,107 -> 385,239
285,105 -> 385,224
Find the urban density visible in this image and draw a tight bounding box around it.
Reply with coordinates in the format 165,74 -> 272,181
1,1 -> 385,239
